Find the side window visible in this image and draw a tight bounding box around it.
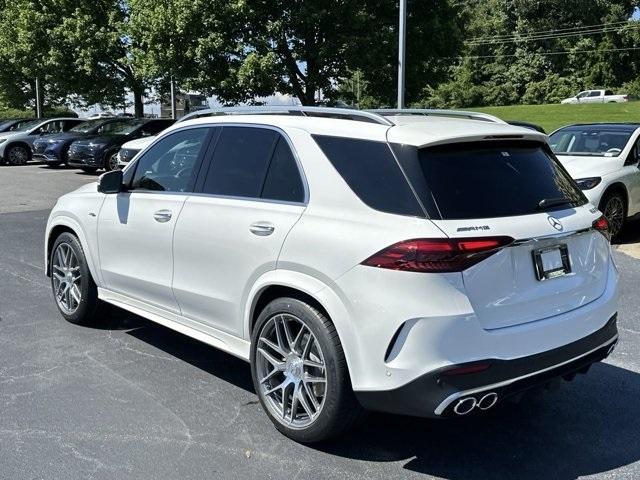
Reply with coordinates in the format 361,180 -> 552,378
62,120 -> 81,131
131,128 -> 209,193
313,135 -> 424,217
577,92 -> 587,98
588,91 -> 601,97
202,126 -> 278,198
40,121 -> 62,134
261,138 -> 305,203
626,138 -> 640,166
141,120 -> 172,137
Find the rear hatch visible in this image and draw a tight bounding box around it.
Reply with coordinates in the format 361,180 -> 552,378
393,139 -> 611,330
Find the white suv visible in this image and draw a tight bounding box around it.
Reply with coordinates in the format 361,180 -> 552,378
45,107 -> 619,442
549,123 -> 640,238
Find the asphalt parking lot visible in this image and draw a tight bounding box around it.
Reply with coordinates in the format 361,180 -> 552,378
1,163 -> 640,480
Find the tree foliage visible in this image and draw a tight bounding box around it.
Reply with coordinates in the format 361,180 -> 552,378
423,0 -> 640,108
2,0 -> 640,112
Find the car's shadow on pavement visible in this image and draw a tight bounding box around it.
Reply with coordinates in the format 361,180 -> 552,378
103,308 -> 640,480
321,362 -> 640,479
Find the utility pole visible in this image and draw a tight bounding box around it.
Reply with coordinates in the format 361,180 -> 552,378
397,0 -> 407,109
170,76 -> 177,119
35,77 -> 42,118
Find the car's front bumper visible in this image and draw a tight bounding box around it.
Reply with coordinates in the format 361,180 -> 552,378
355,314 -> 618,417
68,154 -> 102,168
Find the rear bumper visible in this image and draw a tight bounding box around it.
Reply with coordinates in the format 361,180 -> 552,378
355,314 -> 618,417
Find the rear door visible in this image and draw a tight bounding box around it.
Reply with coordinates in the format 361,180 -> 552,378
395,140 -> 610,330
172,126 -> 306,336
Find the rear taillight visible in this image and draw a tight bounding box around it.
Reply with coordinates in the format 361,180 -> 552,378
593,215 -> 610,240
361,236 -> 514,273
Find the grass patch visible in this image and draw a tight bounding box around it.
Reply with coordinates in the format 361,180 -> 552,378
470,101 -> 640,133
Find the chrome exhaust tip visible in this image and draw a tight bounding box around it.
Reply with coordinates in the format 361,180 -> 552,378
453,397 -> 476,415
477,392 -> 498,410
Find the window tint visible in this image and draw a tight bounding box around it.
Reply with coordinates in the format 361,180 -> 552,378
202,127 -> 278,198
261,138 -> 305,203
62,120 -> 81,131
313,135 -> 423,217
588,91 -> 601,97
394,141 -> 586,220
141,120 -> 174,136
40,120 -> 64,134
131,128 -> 208,192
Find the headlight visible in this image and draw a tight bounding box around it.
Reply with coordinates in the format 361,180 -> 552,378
88,142 -> 108,150
575,177 -> 602,190
47,138 -> 63,144
0,138 -> 6,144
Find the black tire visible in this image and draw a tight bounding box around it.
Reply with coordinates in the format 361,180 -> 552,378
50,232 -> 103,325
5,144 -> 31,166
599,191 -> 626,239
250,297 -> 364,443
80,167 -> 98,174
47,161 -> 63,168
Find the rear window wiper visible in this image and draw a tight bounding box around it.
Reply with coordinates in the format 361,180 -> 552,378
537,197 -> 574,210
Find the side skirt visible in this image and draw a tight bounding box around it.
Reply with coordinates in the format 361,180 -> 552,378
97,287 -> 251,362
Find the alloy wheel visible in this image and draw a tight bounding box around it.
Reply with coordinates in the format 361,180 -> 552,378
256,313 -> 327,429
107,153 -> 118,171
8,146 -> 28,165
604,196 -> 624,237
52,243 -> 83,314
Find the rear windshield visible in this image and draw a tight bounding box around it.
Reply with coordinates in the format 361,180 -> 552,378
393,141 -> 586,220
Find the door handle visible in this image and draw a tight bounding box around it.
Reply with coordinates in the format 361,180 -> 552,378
249,222 -> 275,236
153,209 -> 173,223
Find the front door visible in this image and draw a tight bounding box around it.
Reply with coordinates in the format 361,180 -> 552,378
97,127 -> 211,312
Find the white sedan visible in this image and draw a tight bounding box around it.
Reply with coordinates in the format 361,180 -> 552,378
550,123 -> 640,237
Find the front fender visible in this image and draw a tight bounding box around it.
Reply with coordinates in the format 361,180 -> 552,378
46,209 -> 103,286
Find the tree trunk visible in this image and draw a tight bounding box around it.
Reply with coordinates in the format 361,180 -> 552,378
132,86 -> 144,117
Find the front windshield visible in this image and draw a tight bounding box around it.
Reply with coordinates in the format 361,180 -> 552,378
13,119 -> 44,132
103,119 -> 146,135
69,119 -> 107,133
549,127 -> 633,157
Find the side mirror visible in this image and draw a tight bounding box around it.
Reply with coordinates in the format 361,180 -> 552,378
98,170 -> 124,194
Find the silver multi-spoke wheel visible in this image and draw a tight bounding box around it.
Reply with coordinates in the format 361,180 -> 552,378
256,313 -> 327,429
107,153 -> 118,171
603,195 -> 624,237
52,243 -> 83,315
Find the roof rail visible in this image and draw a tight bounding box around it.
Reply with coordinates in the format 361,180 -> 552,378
368,108 -> 506,124
178,106 -> 393,126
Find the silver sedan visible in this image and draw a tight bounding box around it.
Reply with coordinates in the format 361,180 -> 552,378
0,117 -> 85,165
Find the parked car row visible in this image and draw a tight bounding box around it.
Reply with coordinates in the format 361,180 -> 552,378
2,110 -> 639,240
0,116 -> 174,170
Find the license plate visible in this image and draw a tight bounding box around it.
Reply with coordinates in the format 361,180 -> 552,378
532,244 -> 571,281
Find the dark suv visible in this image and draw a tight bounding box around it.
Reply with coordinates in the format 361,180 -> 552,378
67,118 -> 174,172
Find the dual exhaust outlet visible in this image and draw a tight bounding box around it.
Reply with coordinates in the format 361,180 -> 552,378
453,392 -> 498,415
